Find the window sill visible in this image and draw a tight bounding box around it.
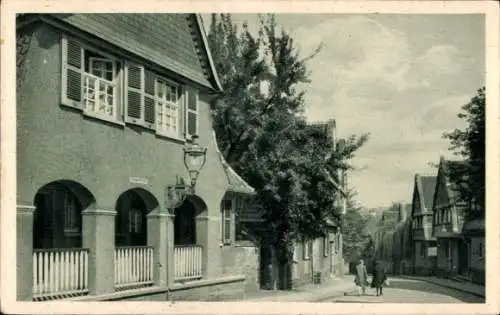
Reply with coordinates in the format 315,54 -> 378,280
83,111 -> 125,127
155,131 -> 186,144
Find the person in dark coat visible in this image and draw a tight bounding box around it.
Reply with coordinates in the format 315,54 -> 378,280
371,260 -> 387,296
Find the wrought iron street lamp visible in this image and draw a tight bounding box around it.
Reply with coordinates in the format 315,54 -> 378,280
183,135 -> 208,195
166,135 -> 207,209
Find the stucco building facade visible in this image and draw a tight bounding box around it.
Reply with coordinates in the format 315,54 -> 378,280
16,13 -> 257,301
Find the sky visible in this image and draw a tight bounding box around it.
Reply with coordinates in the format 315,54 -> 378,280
202,14 -> 485,209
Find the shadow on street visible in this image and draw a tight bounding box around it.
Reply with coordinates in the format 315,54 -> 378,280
384,278 -> 483,303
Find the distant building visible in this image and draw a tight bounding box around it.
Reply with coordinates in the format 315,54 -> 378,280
374,205 -> 399,273
411,174 -> 438,275
391,203 -> 412,275
432,157 -> 468,279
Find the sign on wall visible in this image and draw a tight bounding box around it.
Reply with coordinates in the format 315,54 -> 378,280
129,177 -> 148,185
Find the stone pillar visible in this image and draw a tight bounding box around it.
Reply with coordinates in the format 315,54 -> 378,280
82,209 -> 116,295
166,213 -> 175,286
195,215 -> 209,278
147,211 -> 175,287
17,204 -> 36,301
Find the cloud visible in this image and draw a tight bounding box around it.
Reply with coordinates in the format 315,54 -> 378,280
205,14 -> 481,208
290,15 -> 478,207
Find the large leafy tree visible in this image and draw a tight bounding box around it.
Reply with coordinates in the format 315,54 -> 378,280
443,87 -> 485,220
207,14 -> 368,289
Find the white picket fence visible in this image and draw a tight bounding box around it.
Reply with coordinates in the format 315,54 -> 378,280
114,246 -> 154,290
174,245 -> 203,281
33,248 -> 89,300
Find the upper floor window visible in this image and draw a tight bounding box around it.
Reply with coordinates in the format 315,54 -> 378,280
61,35 -> 199,140
156,79 -> 180,137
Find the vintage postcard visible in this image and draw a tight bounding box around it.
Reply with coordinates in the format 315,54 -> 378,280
1,0 -> 499,314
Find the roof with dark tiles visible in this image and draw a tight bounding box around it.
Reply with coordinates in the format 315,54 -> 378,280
212,131 -> 255,196
419,175 -> 437,211
21,13 -> 223,92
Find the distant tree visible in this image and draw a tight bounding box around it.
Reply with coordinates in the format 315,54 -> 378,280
342,190 -> 369,264
443,87 -> 485,220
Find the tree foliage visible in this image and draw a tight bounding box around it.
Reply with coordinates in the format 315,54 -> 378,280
342,190 -> 370,263
207,13 -> 369,267
443,87 -> 485,219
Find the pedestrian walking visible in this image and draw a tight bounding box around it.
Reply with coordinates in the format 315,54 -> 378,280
371,260 -> 387,296
354,259 -> 369,296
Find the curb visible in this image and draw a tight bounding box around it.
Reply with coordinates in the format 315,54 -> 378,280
310,288 -> 358,302
399,276 -> 485,298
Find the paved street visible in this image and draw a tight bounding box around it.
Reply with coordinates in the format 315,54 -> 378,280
318,278 -> 484,303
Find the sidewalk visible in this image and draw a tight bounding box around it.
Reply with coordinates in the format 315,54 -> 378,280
245,275 -> 357,302
400,275 -> 485,298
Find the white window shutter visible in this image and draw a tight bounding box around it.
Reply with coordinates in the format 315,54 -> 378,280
178,89 -> 185,138
62,37 -> 83,107
125,62 -> 144,125
144,69 -> 156,127
186,87 -> 199,138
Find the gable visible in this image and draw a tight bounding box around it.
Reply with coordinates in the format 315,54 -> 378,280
411,178 -> 421,217
433,166 -> 450,209
420,176 -> 437,211
43,13 -> 222,92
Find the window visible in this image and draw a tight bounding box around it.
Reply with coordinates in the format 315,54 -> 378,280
221,199 -> 232,244
128,209 -> 142,233
234,197 -> 245,241
61,36 -> 199,140
62,37 -> 122,122
63,191 -> 80,233
323,235 -> 329,257
420,242 -> 426,258
335,233 -> 341,253
303,239 -> 311,260
156,79 -> 180,137
478,242 -> 483,258
292,243 -> 299,262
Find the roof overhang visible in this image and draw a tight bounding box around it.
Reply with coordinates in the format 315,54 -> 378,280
212,131 -> 256,196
